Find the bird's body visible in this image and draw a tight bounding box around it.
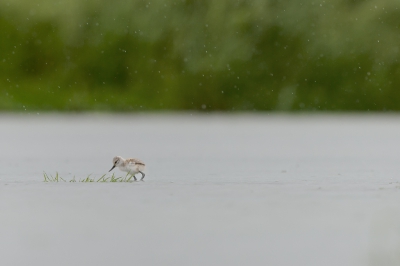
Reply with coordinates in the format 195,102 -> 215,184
109,156 -> 146,181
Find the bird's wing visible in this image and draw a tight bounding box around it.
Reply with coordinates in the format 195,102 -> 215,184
126,158 -> 145,166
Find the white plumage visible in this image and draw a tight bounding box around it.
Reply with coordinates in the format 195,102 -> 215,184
109,156 -> 146,181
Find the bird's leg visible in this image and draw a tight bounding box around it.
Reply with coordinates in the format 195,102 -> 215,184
133,174 -> 137,181
139,171 -> 145,181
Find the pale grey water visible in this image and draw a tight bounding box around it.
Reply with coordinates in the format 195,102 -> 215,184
1,114 -> 400,265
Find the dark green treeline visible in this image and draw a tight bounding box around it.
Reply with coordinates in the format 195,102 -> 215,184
1,0 -> 400,111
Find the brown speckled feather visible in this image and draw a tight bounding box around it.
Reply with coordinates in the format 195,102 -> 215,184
125,158 -> 145,166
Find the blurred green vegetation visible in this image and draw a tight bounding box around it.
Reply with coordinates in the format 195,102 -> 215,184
1,0 -> 400,111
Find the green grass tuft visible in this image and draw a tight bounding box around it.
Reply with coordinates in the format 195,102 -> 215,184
43,172 -> 136,183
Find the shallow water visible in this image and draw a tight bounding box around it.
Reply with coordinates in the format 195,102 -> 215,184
1,114 -> 400,265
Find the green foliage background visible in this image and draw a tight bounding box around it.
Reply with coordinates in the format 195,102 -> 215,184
1,0 -> 400,111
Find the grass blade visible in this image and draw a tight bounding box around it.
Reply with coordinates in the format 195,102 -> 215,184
42,172 -> 135,183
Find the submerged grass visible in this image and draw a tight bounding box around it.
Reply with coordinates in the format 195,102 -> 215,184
43,172 -> 136,183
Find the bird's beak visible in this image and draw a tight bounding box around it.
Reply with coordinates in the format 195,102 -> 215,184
109,165 -> 116,172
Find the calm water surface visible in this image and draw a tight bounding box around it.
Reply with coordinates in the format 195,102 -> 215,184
1,114 -> 400,266
2,113 -> 399,184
